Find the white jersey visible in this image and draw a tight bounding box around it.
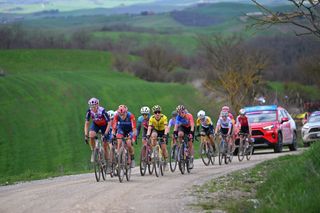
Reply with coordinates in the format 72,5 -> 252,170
216,117 -> 232,129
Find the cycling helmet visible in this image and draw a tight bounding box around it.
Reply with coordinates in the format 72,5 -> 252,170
239,108 -> 246,115
107,110 -> 115,119
176,105 -> 185,113
222,106 -> 230,112
152,105 -> 162,113
221,111 -> 229,117
172,110 -> 178,117
88,97 -> 99,107
140,106 -> 150,114
197,110 -> 206,119
117,105 -> 128,114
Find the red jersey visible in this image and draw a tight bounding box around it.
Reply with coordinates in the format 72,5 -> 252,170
237,115 -> 249,127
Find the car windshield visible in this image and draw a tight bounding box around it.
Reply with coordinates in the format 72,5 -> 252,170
308,116 -> 320,123
247,111 -> 277,123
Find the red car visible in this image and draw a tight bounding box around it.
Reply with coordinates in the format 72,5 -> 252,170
238,105 -> 298,153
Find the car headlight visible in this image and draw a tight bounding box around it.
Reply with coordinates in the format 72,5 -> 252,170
263,125 -> 274,130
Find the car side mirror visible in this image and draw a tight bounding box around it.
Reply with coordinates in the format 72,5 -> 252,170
281,117 -> 289,123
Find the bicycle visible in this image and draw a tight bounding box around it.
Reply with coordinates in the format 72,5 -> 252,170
177,134 -> 192,174
117,136 -> 132,183
216,133 -> 231,165
238,133 -> 254,161
196,132 -> 215,166
150,137 -> 166,177
92,131 -> 107,182
139,139 -> 154,176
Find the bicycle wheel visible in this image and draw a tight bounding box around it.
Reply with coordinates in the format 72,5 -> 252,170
224,143 -> 229,165
153,148 -> 160,177
109,147 -> 115,178
118,147 -> 126,183
218,141 -> 224,165
178,146 -> 185,174
238,140 -> 245,162
125,152 -> 131,181
140,145 -> 147,176
200,142 -> 210,166
100,149 -> 106,181
169,145 -> 178,172
209,143 -> 215,165
246,143 -> 253,160
93,149 -> 101,182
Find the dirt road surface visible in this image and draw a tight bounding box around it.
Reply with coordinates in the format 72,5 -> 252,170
0,149 -> 301,213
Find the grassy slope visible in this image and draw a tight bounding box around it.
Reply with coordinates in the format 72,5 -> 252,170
0,49 -> 207,184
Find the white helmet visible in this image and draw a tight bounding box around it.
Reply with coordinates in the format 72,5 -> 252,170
239,108 -> 246,115
107,110 -> 115,119
140,106 -> 150,114
197,110 -> 206,119
88,97 -> 99,107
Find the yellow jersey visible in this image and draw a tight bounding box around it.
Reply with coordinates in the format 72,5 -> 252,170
148,114 -> 168,131
196,116 -> 213,128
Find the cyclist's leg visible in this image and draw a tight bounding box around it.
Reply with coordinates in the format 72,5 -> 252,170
142,127 -> 148,146
116,130 -> 124,152
158,130 -> 168,160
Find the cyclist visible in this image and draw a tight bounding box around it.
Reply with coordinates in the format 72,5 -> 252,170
146,105 -> 169,166
196,110 -> 216,154
221,105 -> 236,151
112,105 -> 137,168
215,111 -> 233,154
236,108 -> 252,147
137,106 -> 151,146
84,97 -> 111,162
174,105 -> 195,168
166,110 -> 178,147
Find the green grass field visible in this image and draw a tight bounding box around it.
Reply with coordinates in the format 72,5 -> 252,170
0,49 -> 209,184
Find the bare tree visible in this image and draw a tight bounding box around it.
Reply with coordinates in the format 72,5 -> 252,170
198,34 -> 268,112
250,0 -> 320,38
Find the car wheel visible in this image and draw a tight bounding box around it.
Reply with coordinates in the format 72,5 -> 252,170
288,132 -> 297,151
274,132 -> 283,153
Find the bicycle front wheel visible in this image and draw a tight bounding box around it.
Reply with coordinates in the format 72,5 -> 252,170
246,144 -> 253,160
93,149 -> 101,182
153,148 -> 160,177
140,146 -> 147,176
169,145 -> 178,172
125,152 -> 131,182
238,141 -> 245,162
178,147 -> 185,174
200,142 -> 210,166
118,147 -> 126,183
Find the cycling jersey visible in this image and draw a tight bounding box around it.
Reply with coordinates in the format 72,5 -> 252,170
237,115 -> 249,127
85,106 -> 110,127
137,115 -> 150,138
113,112 -> 136,136
168,118 -> 176,129
196,116 -> 213,128
176,113 -> 194,128
216,117 -> 232,129
196,116 -> 214,135
148,114 -> 168,131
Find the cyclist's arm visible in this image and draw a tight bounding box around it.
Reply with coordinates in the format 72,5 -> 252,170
130,113 -> 137,137
163,116 -> 169,135
136,117 -> 142,138
84,110 -> 90,135
215,119 -> 221,134
84,121 -> 90,136
103,110 -> 111,135
227,120 -> 232,135
188,114 -> 195,132
112,114 -> 118,135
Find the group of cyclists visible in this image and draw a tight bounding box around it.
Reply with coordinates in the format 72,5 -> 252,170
84,97 -> 252,171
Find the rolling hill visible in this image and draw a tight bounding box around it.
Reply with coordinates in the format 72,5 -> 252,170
0,49 -> 209,184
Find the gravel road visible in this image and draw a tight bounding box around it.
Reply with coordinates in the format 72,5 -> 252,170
0,149 -> 302,213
